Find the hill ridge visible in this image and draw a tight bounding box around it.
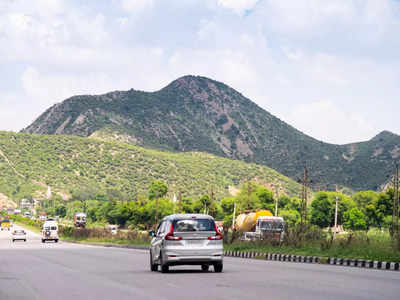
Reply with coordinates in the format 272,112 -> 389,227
22,75 -> 400,191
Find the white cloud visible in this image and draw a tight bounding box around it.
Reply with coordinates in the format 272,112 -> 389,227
285,100 -> 376,144
217,0 -> 259,15
0,0 -> 399,144
120,0 -> 154,13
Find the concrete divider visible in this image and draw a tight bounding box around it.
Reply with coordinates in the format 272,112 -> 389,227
222,249 -> 398,272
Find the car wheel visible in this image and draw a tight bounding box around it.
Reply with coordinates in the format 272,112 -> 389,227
160,253 -> 169,273
201,265 -> 209,272
12,239 -> 14,242
55,239 -> 59,243
150,251 -> 158,272
214,263 -> 223,273
42,239 -> 45,243
24,239 -> 26,242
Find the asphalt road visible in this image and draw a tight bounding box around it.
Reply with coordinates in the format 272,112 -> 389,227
0,224 -> 399,300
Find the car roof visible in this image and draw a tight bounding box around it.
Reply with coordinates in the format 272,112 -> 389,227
161,214 -> 214,222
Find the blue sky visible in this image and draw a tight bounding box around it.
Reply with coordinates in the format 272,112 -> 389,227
0,0 -> 399,144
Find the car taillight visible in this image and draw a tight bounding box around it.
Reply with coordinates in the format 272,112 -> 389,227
208,223 -> 223,240
165,224 -> 182,241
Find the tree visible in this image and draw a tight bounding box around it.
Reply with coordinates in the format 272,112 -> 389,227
55,205 -> 67,218
284,197 -> 301,211
364,203 -> 384,229
221,197 -> 235,216
310,192 -> 333,227
353,190 -> 379,209
199,195 -> 211,212
255,186 -> 274,210
376,191 -> 392,216
149,181 -> 168,200
236,182 -> 260,211
278,209 -> 300,227
343,208 -> 367,231
181,197 -> 194,213
66,201 -> 84,219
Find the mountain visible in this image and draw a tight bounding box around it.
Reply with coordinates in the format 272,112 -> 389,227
23,75 -> 400,191
0,131 -> 301,203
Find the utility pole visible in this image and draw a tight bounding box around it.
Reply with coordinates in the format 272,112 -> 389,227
210,186 -> 214,217
391,163 -> 399,235
297,167 -> 312,231
333,185 -> 339,240
232,201 -> 236,231
247,182 -> 252,210
334,195 -> 339,238
178,191 -> 182,214
274,186 -> 279,217
154,191 -> 159,229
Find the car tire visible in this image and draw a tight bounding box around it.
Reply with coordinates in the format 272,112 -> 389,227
201,265 -> 209,272
24,239 -> 26,242
150,251 -> 158,272
55,239 -> 59,243
42,239 -> 45,243
12,239 -> 14,242
214,263 -> 223,273
160,253 -> 169,273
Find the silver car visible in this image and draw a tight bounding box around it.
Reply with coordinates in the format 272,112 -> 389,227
149,214 -> 223,273
12,230 -> 27,242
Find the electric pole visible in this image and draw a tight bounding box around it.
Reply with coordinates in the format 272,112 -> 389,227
209,186 -> 214,217
178,191 -> 182,214
154,191 -> 159,229
334,198 -> 339,240
274,186 -> 279,217
232,201 -> 236,231
391,163 -> 399,235
297,167 -> 312,231
333,185 -> 339,240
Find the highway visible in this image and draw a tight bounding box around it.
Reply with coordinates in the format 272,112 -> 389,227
0,224 -> 399,300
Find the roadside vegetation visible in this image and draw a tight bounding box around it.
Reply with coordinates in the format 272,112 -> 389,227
6,180 -> 400,262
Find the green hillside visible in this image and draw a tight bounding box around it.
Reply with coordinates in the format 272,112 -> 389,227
23,75 -> 400,191
0,131 -> 302,203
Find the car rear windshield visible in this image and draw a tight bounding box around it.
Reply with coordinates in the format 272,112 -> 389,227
173,219 -> 215,232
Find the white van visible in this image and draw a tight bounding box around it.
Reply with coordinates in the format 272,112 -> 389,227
42,219 -> 59,243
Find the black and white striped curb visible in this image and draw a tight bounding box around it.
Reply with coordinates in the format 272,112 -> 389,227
223,250 -> 400,271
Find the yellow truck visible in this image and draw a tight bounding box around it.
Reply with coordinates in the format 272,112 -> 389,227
234,210 -> 285,241
0,219 -> 11,231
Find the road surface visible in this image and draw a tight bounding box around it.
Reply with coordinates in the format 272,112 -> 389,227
0,224 -> 399,300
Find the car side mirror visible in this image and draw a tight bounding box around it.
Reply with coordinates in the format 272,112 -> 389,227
149,231 -> 155,237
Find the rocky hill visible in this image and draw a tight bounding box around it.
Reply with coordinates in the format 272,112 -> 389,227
23,75 -> 400,191
0,132 -> 301,202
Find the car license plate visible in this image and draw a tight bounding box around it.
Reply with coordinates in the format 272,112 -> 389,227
186,240 -> 202,246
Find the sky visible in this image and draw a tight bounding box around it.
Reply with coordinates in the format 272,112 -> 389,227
0,0 -> 399,144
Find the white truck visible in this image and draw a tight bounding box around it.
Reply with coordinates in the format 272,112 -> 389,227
41,219 -> 59,243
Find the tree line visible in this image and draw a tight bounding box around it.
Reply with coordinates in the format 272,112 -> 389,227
36,181 -> 398,231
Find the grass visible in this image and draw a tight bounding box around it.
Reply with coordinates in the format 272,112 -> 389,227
13,216 -> 400,262
225,229 -> 400,262
13,220 -> 41,234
